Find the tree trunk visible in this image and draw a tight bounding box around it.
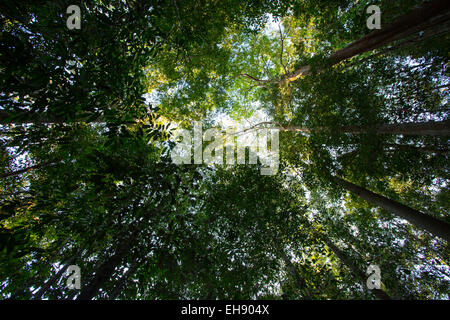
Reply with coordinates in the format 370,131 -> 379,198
324,238 -> 391,300
325,120 -> 450,136
0,110 -> 114,125
279,249 -> 313,300
334,177 -> 450,242
284,0 -> 450,82
76,219 -> 146,300
1,162 -> 57,179
77,242 -> 130,300
245,120 -> 450,136
348,120 -> 450,136
385,143 -> 449,154
31,256 -> 76,300
270,233 -> 312,299
108,257 -> 142,300
0,110 -> 65,125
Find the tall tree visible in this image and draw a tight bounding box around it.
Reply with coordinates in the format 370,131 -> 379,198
334,177 -> 450,242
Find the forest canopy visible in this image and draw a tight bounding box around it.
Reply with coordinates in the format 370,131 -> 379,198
0,0 -> 449,300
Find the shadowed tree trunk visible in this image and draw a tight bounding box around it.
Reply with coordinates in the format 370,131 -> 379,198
0,110 -> 141,126
270,233 -> 313,299
347,120 -> 450,136
76,225 -> 143,300
0,110 -> 66,124
385,143 -> 449,154
108,257 -> 143,300
239,120 -> 450,136
77,246 -> 129,300
31,255 -> 77,300
241,0 -> 450,85
1,162 -> 58,179
334,177 -> 450,242
284,0 -> 450,82
279,248 -> 313,300
324,238 -> 391,300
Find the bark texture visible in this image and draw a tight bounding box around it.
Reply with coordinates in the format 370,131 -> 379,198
335,177 -> 450,242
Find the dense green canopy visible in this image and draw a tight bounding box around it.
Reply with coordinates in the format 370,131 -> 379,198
0,0 -> 449,299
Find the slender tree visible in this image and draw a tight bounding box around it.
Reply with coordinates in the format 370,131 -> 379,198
237,120 -> 450,136
334,177 -> 450,242
324,238 -> 391,300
